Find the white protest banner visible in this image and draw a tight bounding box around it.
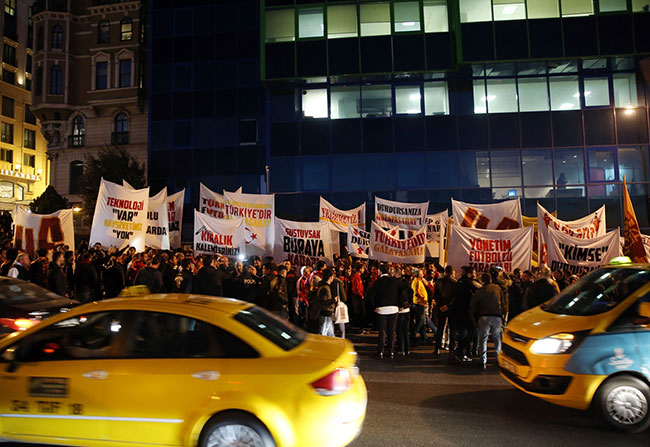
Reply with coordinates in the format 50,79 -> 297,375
425,210 -> 448,258
224,191 -> 275,257
167,189 -> 185,249
447,226 -> 534,273
374,197 -> 428,231
273,218 -> 332,267
537,203 -> 606,265
145,188 -> 170,250
319,197 -> 366,232
452,199 -> 523,229
547,227 -> 621,274
14,208 -> 75,257
348,225 -> 370,259
90,179 -> 149,252
199,183 -> 225,219
193,210 -> 245,257
369,221 -> 426,264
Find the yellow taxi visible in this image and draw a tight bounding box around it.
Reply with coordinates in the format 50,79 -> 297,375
0,294 -> 367,447
499,264 -> 650,433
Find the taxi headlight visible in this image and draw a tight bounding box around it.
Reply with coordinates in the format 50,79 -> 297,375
530,333 -> 575,355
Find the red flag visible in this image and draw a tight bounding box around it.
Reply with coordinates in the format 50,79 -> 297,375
623,175 -> 649,263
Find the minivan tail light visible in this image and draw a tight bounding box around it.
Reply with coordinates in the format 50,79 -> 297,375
311,368 -> 351,396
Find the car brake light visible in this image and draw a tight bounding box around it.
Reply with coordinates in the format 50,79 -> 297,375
311,368 -> 351,396
0,318 -> 39,332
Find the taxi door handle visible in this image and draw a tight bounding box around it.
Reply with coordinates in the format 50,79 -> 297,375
192,370 -> 220,381
83,370 -> 109,380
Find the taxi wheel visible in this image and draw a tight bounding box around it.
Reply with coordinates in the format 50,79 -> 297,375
200,412 -> 276,447
594,376 -> 650,433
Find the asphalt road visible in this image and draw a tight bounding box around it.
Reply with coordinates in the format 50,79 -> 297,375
348,333 -> 650,447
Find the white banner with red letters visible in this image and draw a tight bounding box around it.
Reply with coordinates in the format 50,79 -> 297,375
452,199 -> 523,229
14,208 -> 75,257
374,197 -> 429,231
319,197 -> 366,232
167,189 -> 185,249
224,191 -> 275,257
447,225 -> 534,273
537,203 -> 606,265
90,178 -> 149,252
547,227 -> 621,274
193,210 -> 245,257
369,221 -> 426,264
273,218 -> 332,267
426,210 -> 448,258
348,225 -> 370,259
144,188 -> 170,250
199,183 -> 226,219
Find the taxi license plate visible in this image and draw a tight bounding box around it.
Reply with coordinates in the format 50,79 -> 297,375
500,357 -> 518,375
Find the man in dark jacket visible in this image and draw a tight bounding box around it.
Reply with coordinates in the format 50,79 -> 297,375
257,262 -> 275,309
74,252 -> 98,302
103,255 -> 125,298
449,266 -> 479,362
434,265 -> 456,356
268,264 -> 289,319
135,256 -> 164,293
47,251 -> 68,297
29,248 -> 49,288
171,258 -> 194,293
367,264 -> 401,359
317,268 -> 336,336
524,267 -> 559,310
192,255 -> 222,296
233,263 -> 260,303
470,273 -> 506,369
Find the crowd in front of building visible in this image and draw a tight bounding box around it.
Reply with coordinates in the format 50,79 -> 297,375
0,237 -> 588,369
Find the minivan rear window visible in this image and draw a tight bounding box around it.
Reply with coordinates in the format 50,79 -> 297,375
234,306 -> 306,351
543,268 -> 650,316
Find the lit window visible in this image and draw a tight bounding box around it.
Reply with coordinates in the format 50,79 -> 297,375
459,0 -> 492,23
613,73 -> 637,107
518,77 -> 549,112
361,85 -> 392,117
493,0 -> 525,21
424,82 -> 449,115
301,89 -> 328,118
599,0 -> 627,11
298,8 -> 324,39
473,79 -> 487,114
70,116 -> 84,147
327,5 -> 357,39
522,150 -> 553,186
330,86 -> 360,119
527,0 -> 559,18
4,0 -> 16,16
490,150 -> 522,187
486,79 -> 517,113
394,2 -> 421,32
0,181 -> 13,198
265,9 -> 295,42
583,77 -> 609,107
360,3 -> 391,36
395,86 -> 422,114
633,0 -> 650,11
0,123 -> 13,144
549,76 -> 580,111
555,148 -> 585,185
561,0 -> 594,17
120,18 -> 133,41
423,0 -> 448,33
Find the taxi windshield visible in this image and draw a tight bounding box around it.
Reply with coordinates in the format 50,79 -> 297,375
542,268 -> 650,316
234,306 -> 306,351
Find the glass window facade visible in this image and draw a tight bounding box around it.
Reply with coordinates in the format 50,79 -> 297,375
423,0 -> 448,33
327,5 -> 357,39
584,77 -> 609,107
331,86 -> 360,119
424,83 -> 449,115
549,76 -> 580,111
360,2 -> 391,36
460,0 -> 492,23
298,8 -> 324,39
361,85 -> 392,117
518,77 -> 549,112
493,0 -> 526,21
266,9 -> 294,42
302,89 -> 328,118
395,86 -> 421,114
394,2 -> 421,32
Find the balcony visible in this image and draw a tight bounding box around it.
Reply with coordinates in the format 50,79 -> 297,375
68,135 -> 85,148
111,132 -> 129,145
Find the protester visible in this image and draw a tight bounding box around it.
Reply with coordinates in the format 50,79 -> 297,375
434,265 -> 456,356
367,264 -> 400,359
317,268 -> 337,337
8,252 -> 30,280
470,273 -> 506,369
47,251 -> 69,297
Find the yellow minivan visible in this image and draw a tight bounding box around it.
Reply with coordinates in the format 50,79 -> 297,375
500,265 -> 650,433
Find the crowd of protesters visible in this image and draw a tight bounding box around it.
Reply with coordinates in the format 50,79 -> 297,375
0,238 -> 584,367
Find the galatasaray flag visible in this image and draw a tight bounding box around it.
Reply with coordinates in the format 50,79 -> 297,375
623,175 -> 649,263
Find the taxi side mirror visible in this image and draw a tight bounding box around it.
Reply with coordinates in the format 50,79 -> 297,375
633,302 -> 650,326
1,348 -> 15,362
